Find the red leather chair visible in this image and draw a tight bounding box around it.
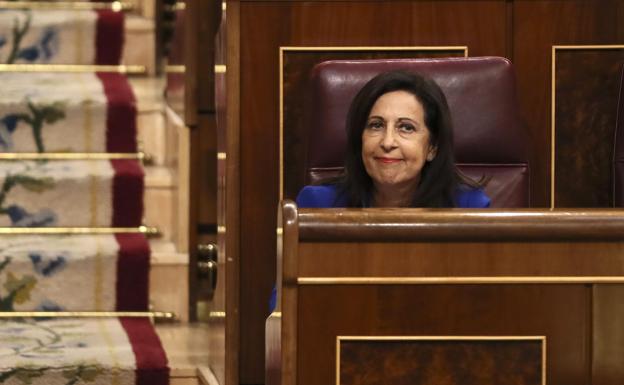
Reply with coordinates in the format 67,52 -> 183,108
304,57 -> 531,207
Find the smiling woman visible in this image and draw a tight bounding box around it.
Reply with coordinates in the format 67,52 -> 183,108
296,70 -> 490,209
362,90 -> 437,207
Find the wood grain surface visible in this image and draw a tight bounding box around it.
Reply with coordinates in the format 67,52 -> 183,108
226,1 -> 624,382
339,338 -> 543,385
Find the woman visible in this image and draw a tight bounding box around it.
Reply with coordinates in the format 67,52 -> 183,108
296,70 -> 490,208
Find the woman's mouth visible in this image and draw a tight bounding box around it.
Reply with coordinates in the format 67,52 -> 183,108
375,157 -> 402,164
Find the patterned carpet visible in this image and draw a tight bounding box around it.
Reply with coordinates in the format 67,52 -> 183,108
0,72 -> 137,153
0,5 -> 169,385
0,9 -> 123,65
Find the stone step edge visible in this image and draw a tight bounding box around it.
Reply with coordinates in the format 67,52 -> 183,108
199,366 -> 220,385
123,14 -> 156,75
145,166 -> 175,188
155,323 -> 212,379
129,74 -> 165,113
126,14 -> 154,32
151,251 -> 187,266
150,240 -> 187,264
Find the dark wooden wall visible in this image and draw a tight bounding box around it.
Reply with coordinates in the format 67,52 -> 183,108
225,1 -> 624,383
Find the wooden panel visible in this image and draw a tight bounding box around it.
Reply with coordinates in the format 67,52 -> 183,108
214,17 -> 228,385
197,1 -> 222,113
298,242 -> 624,278
339,338 -> 543,385
184,0 -> 199,126
282,48 -> 466,200
513,0 -> 624,207
297,285 -> 588,385
228,2 -> 624,383
593,285 -> 624,385
197,115 -> 218,229
238,2 -> 506,381
224,3 -> 241,385
554,48 -> 624,207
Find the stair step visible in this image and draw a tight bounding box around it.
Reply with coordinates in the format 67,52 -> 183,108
123,14 -> 155,75
0,9 -> 124,65
0,159 -> 143,227
0,72 -> 137,153
150,244 -> 189,322
128,0 -> 157,19
156,323 -> 211,381
0,317 -> 168,385
0,234 -> 150,311
145,166 -> 177,242
0,10 -> 154,71
130,76 -> 173,166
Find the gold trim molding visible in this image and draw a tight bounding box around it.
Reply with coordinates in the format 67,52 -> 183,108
339,335 -> 545,341
165,65 -> 185,74
209,311 -> 226,318
165,65 -> 226,74
0,1 -> 133,11
0,152 -> 145,160
279,46 -> 469,202
0,64 -> 146,74
0,225 -> 160,236
299,276 -> 624,284
336,336 -> 546,385
550,45 -> 624,208
0,311 -> 175,319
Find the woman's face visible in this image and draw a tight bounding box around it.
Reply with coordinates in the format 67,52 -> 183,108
361,90 -> 437,191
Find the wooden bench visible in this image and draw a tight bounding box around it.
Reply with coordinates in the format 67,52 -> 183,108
267,201 -> 624,385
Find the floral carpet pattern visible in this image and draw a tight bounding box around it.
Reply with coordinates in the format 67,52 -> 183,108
0,159 -> 145,227
0,72 -> 137,154
0,318 -> 136,385
0,5 -> 168,385
0,234 -> 150,312
0,9 -> 123,65
0,317 -> 168,385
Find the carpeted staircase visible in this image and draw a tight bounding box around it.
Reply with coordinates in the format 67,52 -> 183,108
0,2 -> 173,384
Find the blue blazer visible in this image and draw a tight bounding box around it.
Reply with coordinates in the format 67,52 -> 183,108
296,184 -> 491,208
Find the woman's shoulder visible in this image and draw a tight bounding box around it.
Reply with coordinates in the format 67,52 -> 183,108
296,184 -> 344,208
455,187 -> 491,208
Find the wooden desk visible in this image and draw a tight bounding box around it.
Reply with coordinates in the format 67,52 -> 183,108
267,201 -> 624,385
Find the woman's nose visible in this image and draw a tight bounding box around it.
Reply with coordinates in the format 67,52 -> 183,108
380,126 -> 397,150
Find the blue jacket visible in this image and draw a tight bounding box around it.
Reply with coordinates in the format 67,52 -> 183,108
296,184 -> 491,208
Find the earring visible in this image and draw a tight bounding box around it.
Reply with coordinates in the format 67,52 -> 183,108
427,153 -> 434,161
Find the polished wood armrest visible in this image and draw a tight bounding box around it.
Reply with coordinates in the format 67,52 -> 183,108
298,207 -> 624,241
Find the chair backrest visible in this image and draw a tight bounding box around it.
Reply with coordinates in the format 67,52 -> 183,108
305,57 -> 530,207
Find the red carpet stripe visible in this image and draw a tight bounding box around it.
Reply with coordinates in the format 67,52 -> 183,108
111,159 -> 144,227
119,318 -> 170,385
115,234 -> 150,311
95,10 -> 125,65
97,72 -> 138,153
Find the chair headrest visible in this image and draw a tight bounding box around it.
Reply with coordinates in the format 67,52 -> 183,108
306,57 -> 530,171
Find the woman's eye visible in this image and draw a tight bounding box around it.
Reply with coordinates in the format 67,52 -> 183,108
366,121 -> 383,130
398,124 -> 416,133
